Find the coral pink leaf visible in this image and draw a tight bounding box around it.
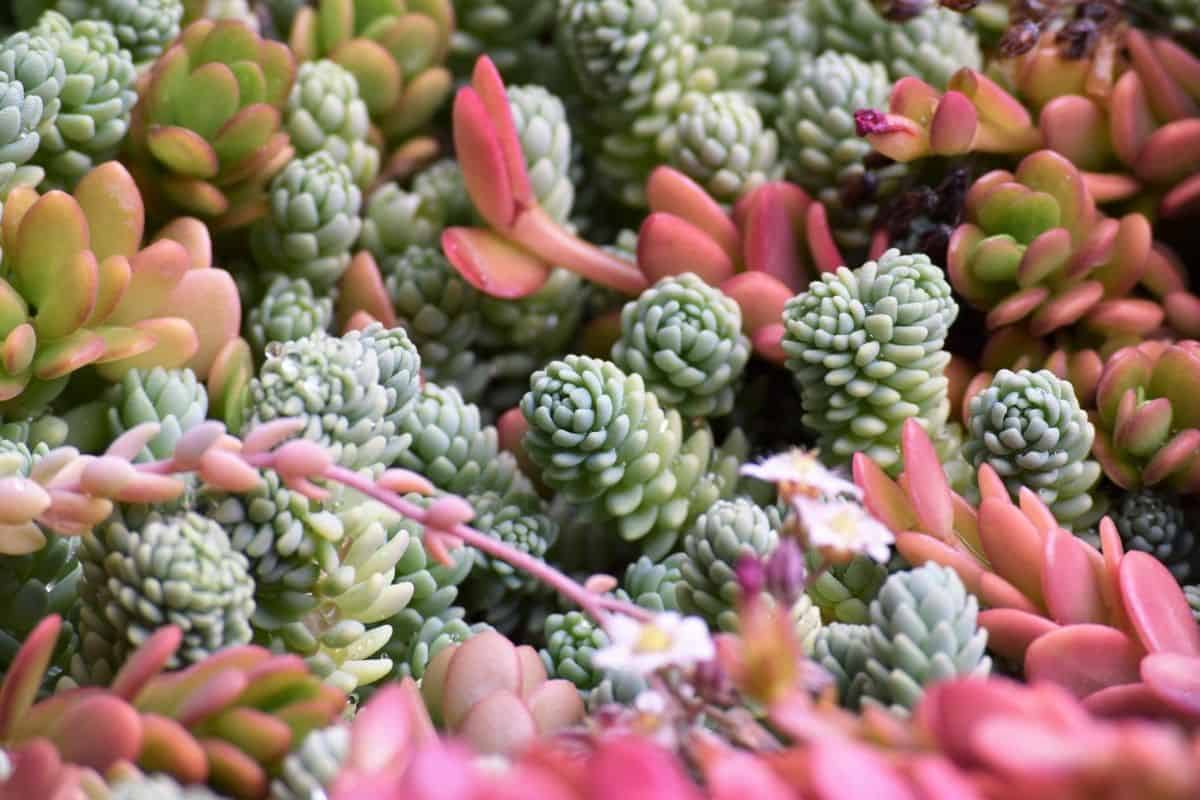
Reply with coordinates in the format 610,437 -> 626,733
1108,71 -> 1157,167
0,615 -> 61,738
1016,228 -> 1072,288
805,203 -> 844,274
889,76 -> 941,120
854,453 -> 917,533
647,167 -> 740,261
1134,119 -> 1200,185
979,608 -> 1059,663
809,741 -> 918,800
525,679 -> 586,736
512,207 -> 647,294
175,668 -> 250,727
202,737 -> 268,800
457,691 -> 538,757
1082,171 -> 1141,204
1165,291 -> 1200,337
1125,29 -> 1198,123
752,323 -> 786,364
862,113 -> 930,162
895,533 -> 984,596
1081,681 -> 1179,718
1161,172 -> 1200,218
441,631 -> 522,729
441,227 -> 550,299
51,693 -> 143,771
1039,96 -> 1112,171
1042,528 -> 1106,625
742,184 -> 805,290
1015,488 -> 1057,536
900,419 -> 953,540
638,212 -> 736,286
970,717 -> 1096,774
975,463 -> 1010,503
1028,280 -> 1105,336
1144,429 -> 1200,486
1119,551 -> 1200,655
978,572 -> 1042,614
200,448 -> 263,493
111,626 -> 183,701
1140,652 -> 1200,717
74,161 -> 145,262
470,56 -> 533,208
105,239 -> 191,325
154,217 -> 211,270
1085,300 -> 1162,338
336,251 -> 396,330
1153,35 -> 1200,96
929,91 -> 978,155
163,268 -> 241,377
242,418 -> 305,456
720,272 -> 794,335
451,87 -> 516,230
136,713 -> 209,784
1025,624 -> 1144,698
906,756 -> 986,800
977,498 -> 1045,606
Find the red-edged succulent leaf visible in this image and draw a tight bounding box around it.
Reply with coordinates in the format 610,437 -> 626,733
719,272 -> 793,336
1125,28 -> 1198,123
1042,528 -> 1106,625
860,112 -> 930,162
49,693 -> 143,771
1161,171 -> 1200,217
1024,624 -> 1144,697
470,56 -> 533,209
207,338 -> 253,431
155,218 -> 213,271
741,183 -> 814,289
895,532 -> 985,596
929,91 -> 978,155
977,498 -> 1045,607
638,212 -> 735,286
137,712 -> 209,783
33,249 -> 98,341
979,608 -> 1059,663
13,191 -> 89,308
1134,119 -> 1200,185
508,207 -> 646,295
31,330 -> 106,380
452,87 -> 516,231
1039,95 -> 1113,171
853,453 -> 918,533
204,737 -> 269,800
162,268 -> 241,377
978,572 -> 1042,614
0,615 -> 61,738
147,126 -> 220,179
1119,551 -> 1200,656
94,317 -> 199,380
1140,652 -> 1200,717
900,419 -> 953,540
385,67 -> 454,142
337,251 -> 397,330
332,39 -> 402,116
804,203 -> 843,274
649,167 -> 740,262
74,162 -> 145,262
211,104 -> 282,167
441,227 -> 549,299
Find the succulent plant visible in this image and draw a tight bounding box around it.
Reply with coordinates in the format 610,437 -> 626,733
1091,341 -> 1200,493
658,90 -> 781,204
288,0 -> 454,143
358,160 -> 473,261
476,268 -> 589,358
521,355 -> 726,560
420,629 -> 585,756
807,553 -> 888,624
1102,490 -> 1196,582
458,490 -> 557,619
73,509 -> 256,685
1187,584 -> 1200,622
781,249 -> 959,474
28,14 -> 137,191
249,151 -> 363,289
381,606 -> 476,681
676,498 -> 778,631
269,724 -> 350,800
108,772 -> 231,799
792,591 -> 823,654
811,621 -> 877,707
247,274 -> 334,355
612,273 -> 751,419
0,25 -> 66,119
379,246 -> 483,394
776,51 -> 906,250
507,83 -> 575,224
618,553 -> 685,612
449,0 -> 557,84
105,367 -> 208,462
242,324 -> 422,472
394,381 -> 533,500
82,0 -> 183,62
0,530 -> 79,695
126,19 -> 296,229
964,368 -> 1101,530
284,59 -> 379,188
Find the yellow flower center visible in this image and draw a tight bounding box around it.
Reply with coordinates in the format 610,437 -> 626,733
829,509 -> 858,538
635,625 -> 673,653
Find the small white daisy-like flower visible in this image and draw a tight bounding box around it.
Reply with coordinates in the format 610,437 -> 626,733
794,497 -> 894,563
592,612 -> 715,676
740,449 -> 862,499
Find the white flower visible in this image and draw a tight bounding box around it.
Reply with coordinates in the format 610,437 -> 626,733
740,449 -> 862,499
794,497 -> 894,563
592,612 -> 715,676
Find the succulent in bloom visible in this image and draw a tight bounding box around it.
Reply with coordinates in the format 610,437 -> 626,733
521,355 -> 725,559
105,367 -> 208,461
964,368 -> 1101,529
781,249 -> 959,473
658,91 -> 782,205
249,151 -> 363,289
73,509 -> 255,685
612,273 -> 751,418
82,0 -> 183,63
1102,490 -> 1196,583
592,610 -> 716,677
676,498 -> 778,632
507,82 -> 575,223
807,553 -> 888,623
247,274 -> 334,355
126,19 -> 296,229
284,59 -> 379,188
288,0 -> 454,143
269,724 -> 350,800
379,246 -> 483,394
420,629 -> 584,756
1091,341 -> 1200,493
776,51 -> 906,250
0,162 -> 241,414
242,324 -> 421,471
946,150 -> 1153,338
28,15 -> 137,191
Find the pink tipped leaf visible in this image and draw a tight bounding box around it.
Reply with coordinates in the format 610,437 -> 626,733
442,227 -> 550,299
1119,551 -> 1200,656
979,608 -> 1060,663
638,212 -> 735,286
470,56 -> 533,208
1042,528 -> 1107,625
1025,624 -> 1144,698
452,87 -> 517,231
647,167 -> 740,262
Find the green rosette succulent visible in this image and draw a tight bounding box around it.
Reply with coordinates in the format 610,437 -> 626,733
285,59 -> 379,188
477,268 -> 589,357
449,0 -> 557,83
508,82 -> 575,223
964,368 -> 1102,530
761,1 -> 821,97
247,274 -> 334,355
676,498 -> 778,632
394,381 -> 533,500
80,0 -> 183,63
380,246 -> 484,396
521,355 -> 723,560
793,592 -> 823,654
358,159 -> 471,260
382,606 -> 477,682
0,530 -> 79,695
29,14 -> 136,191
104,367 -> 208,462
1104,490 -> 1196,583
73,509 -> 256,685
242,324 -> 422,472
612,273 -> 751,419
459,491 -> 558,616
540,610 -> 606,692
776,51 -> 906,250
249,150 -> 363,289
807,553 -> 888,624
618,553 -> 685,612
0,26 -> 66,118
811,621 -> 878,708
659,90 -> 781,204
269,724 -> 350,800
126,18 -> 296,229
781,249 -> 959,473
288,0 -> 454,143
0,71 -> 47,198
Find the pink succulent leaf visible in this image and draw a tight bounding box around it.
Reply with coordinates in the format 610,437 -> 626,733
1025,624 -> 1145,698
741,183 -> 809,290
638,212 -> 736,287
470,56 -> 534,209
895,532 -> 985,596
647,167 -> 740,262
1139,652 -> 1200,718
720,272 -> 793,336
452,86 -> 517,231
805,202 -> 844,274
853,452 -> 918,533
441,227 -> 551,300
808,740 -> 919,800
0,615 -> 62,738
587,735 -> 705,800
900,419 -> 953,540
1042,528 -> 1107,625
929,91 -> 979,155
751,323 -> 787,364
977,498 -> 1045,607
979,608 -> 1060,663
1119,551 -> 1200,656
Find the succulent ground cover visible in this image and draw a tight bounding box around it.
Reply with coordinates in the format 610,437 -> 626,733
0,1 -> 1197,798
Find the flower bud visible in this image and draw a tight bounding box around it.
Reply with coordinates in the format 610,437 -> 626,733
765,539 -> 807,607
